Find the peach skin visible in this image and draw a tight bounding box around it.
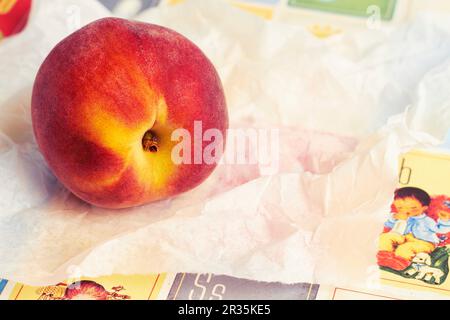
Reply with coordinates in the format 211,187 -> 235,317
32,18 -> 228,209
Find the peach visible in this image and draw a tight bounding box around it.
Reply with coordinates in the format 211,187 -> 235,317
32,18 -> 228,209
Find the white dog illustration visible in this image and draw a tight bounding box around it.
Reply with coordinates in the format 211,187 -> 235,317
404,252 -> 444,284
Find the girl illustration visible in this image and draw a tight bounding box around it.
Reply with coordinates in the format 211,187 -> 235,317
428,195 -> 450,246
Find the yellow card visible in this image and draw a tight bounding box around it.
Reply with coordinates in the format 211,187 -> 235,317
378,150 -> 450,296
166,0 -> 275,20
9,274 -> 168,300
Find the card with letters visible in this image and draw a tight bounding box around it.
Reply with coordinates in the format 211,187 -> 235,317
166,273 -> 319,300
378,150 -> 450,295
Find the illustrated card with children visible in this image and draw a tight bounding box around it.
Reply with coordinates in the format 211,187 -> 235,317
378,150 -> 450,293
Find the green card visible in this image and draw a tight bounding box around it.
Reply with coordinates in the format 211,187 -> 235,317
288,0 -> 397,21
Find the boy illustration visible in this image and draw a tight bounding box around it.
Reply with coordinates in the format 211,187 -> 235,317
378,187 -> 450,271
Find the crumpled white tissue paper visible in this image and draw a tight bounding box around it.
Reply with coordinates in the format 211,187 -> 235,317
0,0 -> 449,289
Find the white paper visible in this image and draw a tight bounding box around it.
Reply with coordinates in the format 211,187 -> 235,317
0,0 -> 449,288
